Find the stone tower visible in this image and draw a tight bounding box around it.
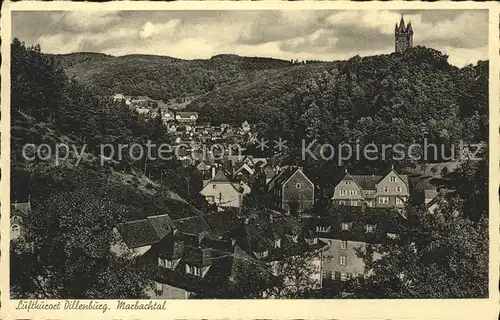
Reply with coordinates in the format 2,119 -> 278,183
394,15 -> 413,53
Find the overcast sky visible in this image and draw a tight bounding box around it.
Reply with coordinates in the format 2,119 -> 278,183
12,10 -> 488,67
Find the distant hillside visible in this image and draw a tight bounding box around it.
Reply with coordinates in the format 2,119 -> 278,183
49,52 -> 294,101
186,47 -> 488,148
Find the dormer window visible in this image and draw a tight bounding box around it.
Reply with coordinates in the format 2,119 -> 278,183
159,258 -> 178,269
341,222 -> 350,231
254,250 -> 269,259
186,264 -> 202,276
165,259 -> 175,269
365,224 -> 376,233
316,226 -> 331,233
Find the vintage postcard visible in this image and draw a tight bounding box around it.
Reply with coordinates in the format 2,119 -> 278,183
1,1 -> 499,319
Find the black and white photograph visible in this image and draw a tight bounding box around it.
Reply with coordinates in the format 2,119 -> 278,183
2,2 -> 497,318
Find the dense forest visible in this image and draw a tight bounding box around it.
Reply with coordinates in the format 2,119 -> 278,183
188,47 -> 487,144
10,38 -> 489,299
50,52 -> 295,101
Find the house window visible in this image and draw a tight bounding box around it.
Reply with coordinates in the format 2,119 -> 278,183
212,184 -> 217,189
379,197 -> 389,204
340,256 -> 347,266
341,272 -> 348,281
366,224 -> 375,233
316,226 -> 330,233
383,186 -> 388,192
396,198 -> 403,205
339,189 -> 347,196
341,240 -> 347,250
390,176 -> 396,182
186,264 -> 202,276
341,222 -> 350,231
296,183 -> 302,189
350,200 -> 357,206
255,250 -> 269,259
165,259 -> 175,269
367,200 -> 374,207
11,225 -> 21,239
345,181 -> 352,184
307,237 -> 318,245
349,190 -> 357,195
339,200 -> 346,206
396,186 -> 402,192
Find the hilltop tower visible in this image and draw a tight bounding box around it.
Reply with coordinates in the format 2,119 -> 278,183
394,15 -> 413,53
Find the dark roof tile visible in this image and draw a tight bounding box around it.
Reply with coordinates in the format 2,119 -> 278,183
117,219 -> 161,249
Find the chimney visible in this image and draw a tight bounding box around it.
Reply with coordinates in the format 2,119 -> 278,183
211,166 -> 216,179
231,238 -> 236,248
173,240 -> 185,257
344,168 -> 348,174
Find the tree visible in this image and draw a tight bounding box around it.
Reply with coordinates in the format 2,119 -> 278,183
356,200 -> 488,298
265,250 -> 323,298
10,188 -> 154,299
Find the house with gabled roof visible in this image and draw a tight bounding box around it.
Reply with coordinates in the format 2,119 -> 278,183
200,167 -> 251,209
149,234 -> 267,299
331,166 -> 410,209
267,166 -> 315,214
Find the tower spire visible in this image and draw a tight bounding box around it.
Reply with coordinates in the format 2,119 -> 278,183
398,14 -> 406,32
394,14 -> 413,53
